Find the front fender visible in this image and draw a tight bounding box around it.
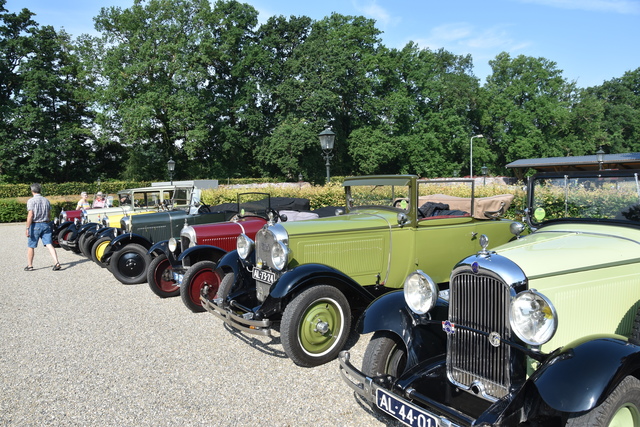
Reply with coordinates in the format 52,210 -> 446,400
214,250 -> 242,277
178,245 -> 228,267
258,264 -> 377,319
103,233 -> 152,261
529,335 -> 640,414
148,240 -> 176,263
358,290 -> 448,370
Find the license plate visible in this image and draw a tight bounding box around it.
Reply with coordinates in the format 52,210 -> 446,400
252,268 -> 276,284
376,389 -> 439,427
173,272 -> 184,285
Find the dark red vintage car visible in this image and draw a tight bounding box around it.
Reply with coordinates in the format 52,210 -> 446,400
145,194 -> 326,312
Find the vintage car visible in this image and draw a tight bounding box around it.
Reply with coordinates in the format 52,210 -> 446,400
56,183 -> 208,253
339,168 -> 640,426
206,175 -> 523,367
145,194 -> 315,304
59,180 -> 214,261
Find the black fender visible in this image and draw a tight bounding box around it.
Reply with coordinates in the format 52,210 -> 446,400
97,227 -> 117,238
177,244 -> 228,268
214,250 -> 243,277
148,240 -> 175,262
257,264 -> 377,319
527,335 -> 640,414
102,232 -> 152,263
76,222 -> 99,238
53,220 -> 74,237
357,290 -> 448,370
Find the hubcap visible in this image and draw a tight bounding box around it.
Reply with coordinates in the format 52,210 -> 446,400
119,252 -> 145,277
298,299 -> 343,356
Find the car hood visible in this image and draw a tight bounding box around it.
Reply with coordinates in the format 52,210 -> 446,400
280,209 -> 399,236
493,223 -> 640,280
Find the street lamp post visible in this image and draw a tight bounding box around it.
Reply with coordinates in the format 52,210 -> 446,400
596,147 -> 605,171
167,158 -> 176,185
481,164 -> 488,185
470,134 -> 483,178
318,128 -> 336,184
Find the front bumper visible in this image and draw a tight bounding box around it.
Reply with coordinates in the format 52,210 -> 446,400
203,297 -> 273,337
338,351 -> 468,427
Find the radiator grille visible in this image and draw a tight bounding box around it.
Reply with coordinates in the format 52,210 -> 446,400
447,272 -> 512,400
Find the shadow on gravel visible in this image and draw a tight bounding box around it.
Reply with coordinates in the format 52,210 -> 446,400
352,393 -> 403,426
222,322 -> 287,359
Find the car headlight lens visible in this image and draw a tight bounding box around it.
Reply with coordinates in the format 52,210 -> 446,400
271,242 -> 289,271
237,234 -> 254,259
101,214 -> 109,227
403,270 -> 438,314
510,290 -> 557,346
168,237 -> 178,253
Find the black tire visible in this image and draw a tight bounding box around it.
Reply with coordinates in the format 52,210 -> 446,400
57,227 -> 73,251
280,285 -> 351,367
566,375 -> 640,426
180,261 -> 220,313
362,331 -> 408,378
217,272 -> 235,301
79,232 -> 97,258
91,236 -> 112,267
108,243 -> 150,285
147,254 -> 179,298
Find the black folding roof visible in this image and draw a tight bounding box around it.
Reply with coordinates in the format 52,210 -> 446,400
506,152 -> 640,172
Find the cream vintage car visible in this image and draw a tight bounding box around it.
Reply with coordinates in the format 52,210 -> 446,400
340,168 -> 640,426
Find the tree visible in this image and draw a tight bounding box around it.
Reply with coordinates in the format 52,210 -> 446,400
587,68 -> 640,154
481,52 -> 579,175
0,1 -> 37,182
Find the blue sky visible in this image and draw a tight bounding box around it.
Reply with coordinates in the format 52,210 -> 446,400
6,0 -> 640,88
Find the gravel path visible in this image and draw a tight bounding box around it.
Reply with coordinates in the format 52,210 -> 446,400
0,223 -> 400,426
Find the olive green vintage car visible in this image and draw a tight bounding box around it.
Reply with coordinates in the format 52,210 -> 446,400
207,175 -> 524,367
340,169 -> 640,426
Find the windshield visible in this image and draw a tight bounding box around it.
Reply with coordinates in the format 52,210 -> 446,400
346,184 -> 410,210
530,171 -> 640,226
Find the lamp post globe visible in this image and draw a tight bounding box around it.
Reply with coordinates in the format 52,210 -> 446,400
319,128 -> 336,183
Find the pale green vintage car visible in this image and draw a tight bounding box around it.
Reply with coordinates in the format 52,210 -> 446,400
207,175 -> 524,367
340,168 -> 640,426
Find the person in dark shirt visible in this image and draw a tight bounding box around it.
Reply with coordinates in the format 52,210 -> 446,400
25,183 -> 61,271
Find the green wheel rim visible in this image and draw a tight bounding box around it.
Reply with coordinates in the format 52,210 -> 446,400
298,298 -> 344,356
610,403 -> 640,427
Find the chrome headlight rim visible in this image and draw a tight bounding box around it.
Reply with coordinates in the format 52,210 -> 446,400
237,233 -> 254,260
403,270 -> 438,315
101,214 -> 109,227
270,241 -> 290,271
61,211 -> 68,222
122,216 -> 131,232
509,290 -> 558,346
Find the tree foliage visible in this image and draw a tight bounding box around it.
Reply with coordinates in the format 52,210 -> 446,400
1,0 -> 639,184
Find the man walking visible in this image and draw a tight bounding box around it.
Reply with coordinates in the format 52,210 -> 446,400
25,183 -> 61,271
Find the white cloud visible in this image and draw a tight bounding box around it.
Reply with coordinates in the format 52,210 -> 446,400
415,23 -> 531,54
352,0 -> 401,28
515,0 -> 640,14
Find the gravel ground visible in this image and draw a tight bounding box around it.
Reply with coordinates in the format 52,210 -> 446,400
0,223 -> 401,426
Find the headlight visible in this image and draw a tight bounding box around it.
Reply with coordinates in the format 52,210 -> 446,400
510,290 -> 557,346
122,216 -> 131,232
168,238 -> 178,253
271,242 -> 289,271
101,214 -> 109,227
403,270 -> 438,314
237,234 -> 254,259
62,211 -> 68,221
